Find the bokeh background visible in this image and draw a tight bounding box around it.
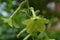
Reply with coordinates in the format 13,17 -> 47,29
0,0 -> 60,40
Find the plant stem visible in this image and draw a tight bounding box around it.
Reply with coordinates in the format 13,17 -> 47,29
23,34 -> 31,40
31,7 -> 36,18
17,28 -> 26,38
10,1 -> 26,19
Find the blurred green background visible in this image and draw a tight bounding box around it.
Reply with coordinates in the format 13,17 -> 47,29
0,0 -> 60,40
0,0 -> 27,40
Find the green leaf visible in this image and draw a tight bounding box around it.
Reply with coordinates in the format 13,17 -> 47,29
22,18 -> 32,25
22,16 -> 49,33
26,19 -> 35,33
23,18 -> 36,33
35,21 -> 45,32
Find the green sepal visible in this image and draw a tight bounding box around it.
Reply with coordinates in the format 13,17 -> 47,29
2,18 -> 20,28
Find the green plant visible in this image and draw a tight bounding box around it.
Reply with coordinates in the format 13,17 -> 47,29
2,0 -> 59,40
